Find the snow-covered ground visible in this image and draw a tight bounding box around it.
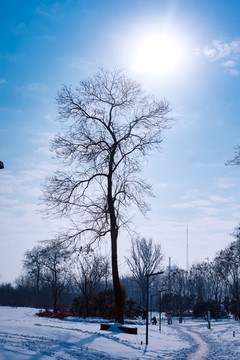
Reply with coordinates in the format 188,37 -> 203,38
0,307 -> 240,359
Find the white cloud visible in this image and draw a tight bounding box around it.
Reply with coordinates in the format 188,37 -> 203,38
16,82 -> 50,98
31,131 -> 54,156
205,40 -> 240,60
36,7 -> 51,17
26,82 -> 49,93
202,47 -> 217,59
218,181 -> 236,189
0,78 -> 7,84
229,69 -> 240,76
155,182 -> 178,190
11,23 -> 26,35
169,198 -> 222,217
221,60 -> 236,68
232,212 -> 240,220
169,189 -> 239,220
217,179 -> 236,189
209,195 -> 234,203
170,199 -> 210,210
35,3 -> 65,20
197,39 -> 240,75
70,58 -> 92,69
45,114 -> 55,123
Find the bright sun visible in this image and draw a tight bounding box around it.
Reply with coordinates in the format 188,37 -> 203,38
132,33 -> 183,76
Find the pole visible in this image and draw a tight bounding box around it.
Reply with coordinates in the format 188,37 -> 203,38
146,275 -> 149,345
145,271 -> 164,345
158,288 -> 169,333
150,294 -> 158,323
159,291 -> 162,332
186,225 -> 189,272
207,310 -> 211,329
150,294 -> 152,321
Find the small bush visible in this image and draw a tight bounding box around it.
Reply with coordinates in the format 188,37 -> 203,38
124,298 -> 142,319
36,309 -> 53,318
71,296 -> 83,317
36,305 -> 72,320
192,301 -> 206,318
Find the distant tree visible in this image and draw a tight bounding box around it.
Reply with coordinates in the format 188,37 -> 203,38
125,237 -> 164,308
189,261 -> 222,303
23,246 -> 45,307
14,274 -> 37,307
71,253 -> 110,317
41,244 -> 71,311
0,283 -> 15,306
206,260 -> 225,304
166,266 -> 188,296
214,230 -> 240,306
192,299 -> 222,319
42,69 -> 171,323
121,275 -> 142,304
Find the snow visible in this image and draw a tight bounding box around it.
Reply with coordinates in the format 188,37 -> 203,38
0,307 -> 240,359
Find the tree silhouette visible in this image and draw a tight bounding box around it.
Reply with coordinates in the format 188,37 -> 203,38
42,69 -> 171,323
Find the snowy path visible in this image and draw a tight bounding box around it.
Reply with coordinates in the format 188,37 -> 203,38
178,319 -> 240,360
180,326 -> 210,360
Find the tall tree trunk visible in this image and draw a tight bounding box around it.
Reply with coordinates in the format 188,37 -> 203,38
111,231 -> 124,324
108,146 -> 124,324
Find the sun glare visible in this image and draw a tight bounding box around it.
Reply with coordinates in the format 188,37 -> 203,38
132,33 -> 184,76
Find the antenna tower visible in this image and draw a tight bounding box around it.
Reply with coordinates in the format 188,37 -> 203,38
186,225 -> 189,272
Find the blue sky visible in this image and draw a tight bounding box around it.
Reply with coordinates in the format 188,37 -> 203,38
1,0 -> 240,282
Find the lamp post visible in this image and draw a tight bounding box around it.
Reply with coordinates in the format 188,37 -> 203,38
145,271 -> 164,345
158,288 -> 169,332
150,293 -> 158,320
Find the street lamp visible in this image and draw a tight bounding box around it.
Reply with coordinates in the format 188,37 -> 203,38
0,161 -> 4,169
150,293 -> 158,320
158,288 -> 169,332
145,271 -> 164,345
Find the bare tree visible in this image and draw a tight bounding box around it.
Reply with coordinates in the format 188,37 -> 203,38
214,236 -> 240,304
166,266 -> 188,297
125,237 -> 164,308
42,68 -> 171,323
226,145 -> 240,166
71,253 -> 110,317
41,244 -> 70,311
23,246 -> 45,307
